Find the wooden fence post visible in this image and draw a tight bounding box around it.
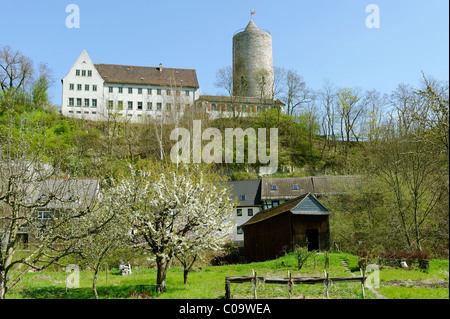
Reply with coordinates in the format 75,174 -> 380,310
225,279 -> 231,299
287,271 -> 293,299
324,270 -> 329,299
252,269 -> 258,299
360,268 -> 366,299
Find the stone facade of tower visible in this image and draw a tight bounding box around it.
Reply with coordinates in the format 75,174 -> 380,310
232,20 -> 274,99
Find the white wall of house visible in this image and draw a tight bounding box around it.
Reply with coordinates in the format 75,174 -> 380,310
102,83 -> 199,123
231,206 -> 261,244
61,50 -> 105,120
62,51 -> 200,123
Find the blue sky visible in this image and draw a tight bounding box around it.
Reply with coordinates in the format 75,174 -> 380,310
1,0 -> 448,105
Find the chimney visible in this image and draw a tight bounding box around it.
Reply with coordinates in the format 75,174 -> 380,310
159,63 -> 163,72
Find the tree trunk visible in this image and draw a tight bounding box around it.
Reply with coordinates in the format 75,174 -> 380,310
155,255 -> 170,293
183,269 -> 189,285
93,267 -> 99,299
0,271 -> 7,299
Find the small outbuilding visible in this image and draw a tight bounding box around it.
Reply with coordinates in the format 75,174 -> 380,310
242,193 -> 332,262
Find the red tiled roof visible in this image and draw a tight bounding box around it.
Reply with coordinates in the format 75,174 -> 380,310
94,63 -> 199,88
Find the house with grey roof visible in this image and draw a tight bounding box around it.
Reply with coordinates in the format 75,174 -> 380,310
226,175 -> 360,246
4,178 -> 101,246
226,179 -> 262,245
242,193 -> 332,261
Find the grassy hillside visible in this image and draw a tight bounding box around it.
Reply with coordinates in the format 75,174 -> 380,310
7,252 -> 448,299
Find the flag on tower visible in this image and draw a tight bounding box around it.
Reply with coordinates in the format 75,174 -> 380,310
251,9 -> 256,16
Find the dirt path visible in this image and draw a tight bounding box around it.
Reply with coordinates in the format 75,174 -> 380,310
340,259 -> 388,299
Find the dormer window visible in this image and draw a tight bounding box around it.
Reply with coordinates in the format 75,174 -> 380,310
271,185 -> 277,190
292,184 -> 298,190
240,195 -> 246,201
39,194 -> 47,204
37,209 -> 53,220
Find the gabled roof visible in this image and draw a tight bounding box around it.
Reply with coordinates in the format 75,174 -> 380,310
227,179 -> 262,206
261,175 -> 360,200
94,63 -> 199,88
33,178 -> 100,209
242,193 -> 331,226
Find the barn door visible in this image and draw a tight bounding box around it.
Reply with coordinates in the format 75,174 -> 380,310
306,229 -> 319,251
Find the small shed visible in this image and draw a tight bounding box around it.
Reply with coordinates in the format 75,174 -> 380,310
242,193 -> 332,262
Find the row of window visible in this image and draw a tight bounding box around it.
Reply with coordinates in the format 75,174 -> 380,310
68,110 -> 97,115
210,103 -> 267,112
108,86 -> 190,96
69,83 -> 97,91
75,69 -> 92,77
68,98 -> 97,107
69,83 -> 192,97
67,98 -> 192,111
270,184 -> 300,191
236,208 -> 254,217
107,100 -> 191,111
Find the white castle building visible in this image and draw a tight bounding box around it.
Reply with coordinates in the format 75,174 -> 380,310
61,50 -> 200,122
61,21 -> 283,123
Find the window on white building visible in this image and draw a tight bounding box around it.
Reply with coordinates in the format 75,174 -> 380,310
93,85 -> 97,91
185,90 -> 190,96
69,98 -> 74,106
118,101 -> 123,110
248,209 -> 253,216
81,70 -> 86,76
85,84 -> 89,91
128,87 -> 133,94
166,89 -> 171,96
157,103 -> 162,110
237,209 -> 242,216
92,99 -> 97,107
75,69 -> 80,76
128,101 -> 133,110
108,100 -> 113,109
87,70 -> 92,77
84,99 -> 89,107
118,87 -> 123,93
77,84 -> 82,91
76,98 -> 82,106
138,88 -> 142,94
137,102 -> 143,110
148,88 -> 152,95
69,84 -> 74,90
108,87 -> 113,93
147,102 -> 152,110
157,89 -> 161,95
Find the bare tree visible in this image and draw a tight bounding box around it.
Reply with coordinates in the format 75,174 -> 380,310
0,45 -> 34,99
318,80 -> 338,153
279,69 -> 315,116
0,115 -> 108,299
336,87 -> 365,155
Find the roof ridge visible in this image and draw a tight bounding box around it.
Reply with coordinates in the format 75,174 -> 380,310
94,63 -> 196,71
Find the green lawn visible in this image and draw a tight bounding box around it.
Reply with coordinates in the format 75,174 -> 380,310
6,252 -> 449,299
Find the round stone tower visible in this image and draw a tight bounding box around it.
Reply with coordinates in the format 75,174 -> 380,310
232,20 -> 274,99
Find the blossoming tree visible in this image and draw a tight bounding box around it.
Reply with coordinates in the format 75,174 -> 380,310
107,164 -> 235,293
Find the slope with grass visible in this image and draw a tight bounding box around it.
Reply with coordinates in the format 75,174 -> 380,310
6,252 -> 448,299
